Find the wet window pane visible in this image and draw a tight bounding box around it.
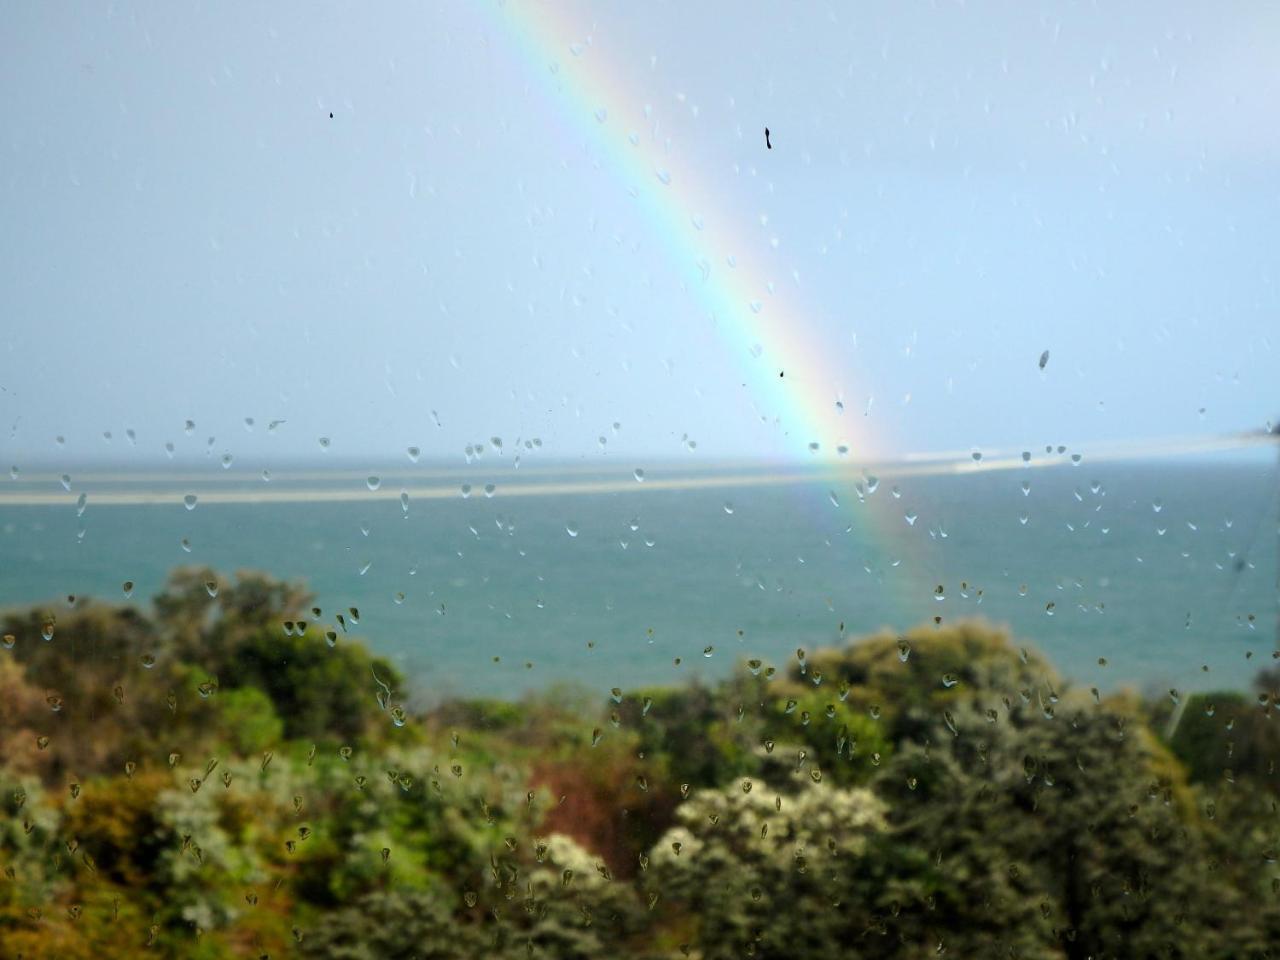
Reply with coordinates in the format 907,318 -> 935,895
2,3 -> 1277,957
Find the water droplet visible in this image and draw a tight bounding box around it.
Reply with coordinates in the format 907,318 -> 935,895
904,512 -> 917,526
180,538 -> 192,553
460,484 -> 471,498
122,580 -> 134,598
75,493 -> 87,516
60,474 -> 72,491
400,492 -> 410,513
566,522 -> 580,538
140,654 -> 156,669
407,446 -> 421,462
1152,499 -> 1163,513
634,468 -> 645,482
318,437 -> 331,450
972,451 -> 983,462
183,494 -> 198,511
896,638 -> 911,662
221,453 -> 233,469
484,483 -> 496,498
367,476 -> 381,491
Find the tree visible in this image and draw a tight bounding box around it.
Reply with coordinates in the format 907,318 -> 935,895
877,691 -> 1258,959
650,776 -> 889,959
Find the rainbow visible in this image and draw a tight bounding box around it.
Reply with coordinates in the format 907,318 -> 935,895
477,2 -> 945,613
479,1 -> 876,463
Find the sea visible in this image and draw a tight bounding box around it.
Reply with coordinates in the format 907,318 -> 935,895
1,455 -> 1276,704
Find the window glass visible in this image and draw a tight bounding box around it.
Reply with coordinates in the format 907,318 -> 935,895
2,3 -> 1277,957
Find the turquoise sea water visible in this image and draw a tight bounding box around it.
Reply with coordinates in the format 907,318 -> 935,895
1,458 -> 1276,703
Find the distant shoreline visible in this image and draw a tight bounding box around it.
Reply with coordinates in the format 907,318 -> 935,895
1,433 -> 1273,506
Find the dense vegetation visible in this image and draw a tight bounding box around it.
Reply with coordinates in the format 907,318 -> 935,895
1,567 -> 1277,958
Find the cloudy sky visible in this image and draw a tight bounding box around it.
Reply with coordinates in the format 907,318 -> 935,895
2,0 -> 1276,467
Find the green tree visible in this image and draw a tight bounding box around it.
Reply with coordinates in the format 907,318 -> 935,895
878,691 -> 1257,959
650,776 -> 889,959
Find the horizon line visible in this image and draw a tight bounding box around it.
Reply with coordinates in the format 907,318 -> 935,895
0,431 -> 1272,507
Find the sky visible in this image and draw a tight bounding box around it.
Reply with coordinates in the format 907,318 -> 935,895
1,0 -> 1276,468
